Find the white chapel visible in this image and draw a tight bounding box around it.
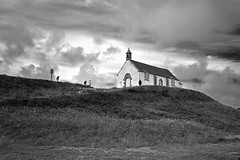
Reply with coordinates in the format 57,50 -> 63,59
116,49 -> 182,88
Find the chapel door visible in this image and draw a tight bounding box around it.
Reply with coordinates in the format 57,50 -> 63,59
124,73 -> 132,88
125,78 -> 131,87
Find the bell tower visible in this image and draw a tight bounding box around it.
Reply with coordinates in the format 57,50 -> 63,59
126,48 -> 132,61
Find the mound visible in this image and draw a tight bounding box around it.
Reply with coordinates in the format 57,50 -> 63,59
1,75 -> 240,148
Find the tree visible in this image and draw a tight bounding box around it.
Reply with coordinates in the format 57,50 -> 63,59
50,68 -> 54,81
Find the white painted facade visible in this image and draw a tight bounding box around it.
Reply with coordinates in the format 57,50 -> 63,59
116,49 -> 182,88
116,60 -> 139,88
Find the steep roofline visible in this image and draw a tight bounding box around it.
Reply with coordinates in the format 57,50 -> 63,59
129,60 -> 140,72
130,60 -> 179,81
117,60 -> 140,76
117,61 -> 127,76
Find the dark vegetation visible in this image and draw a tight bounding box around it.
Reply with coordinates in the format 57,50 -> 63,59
0,74 -> 240,148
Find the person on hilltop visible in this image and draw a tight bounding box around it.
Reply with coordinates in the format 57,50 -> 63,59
56,76 -> 59,82
139,79 -> 142,86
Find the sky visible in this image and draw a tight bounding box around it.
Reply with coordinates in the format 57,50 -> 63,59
0,0 -> 240,108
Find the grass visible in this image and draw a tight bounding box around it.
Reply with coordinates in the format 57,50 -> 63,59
0,107 -> 226,148
0,75 -> 240,149
2,86 -> 237,133
0,74 -> 91,100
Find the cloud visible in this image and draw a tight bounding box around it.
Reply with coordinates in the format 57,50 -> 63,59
0,23 -> 37,65
2,0 -> 240,46
19,63 -> 59,80
44,31 -> 65,53
56,45 -> 100,67
73,63 -> 98,85
201,68 -> 240,107
73,63 -> 116,87
93,37 -> 105,45
0,18 -> 101,78
174,59 -> 240,108
173,58 -> 210,83
174,39 -> 240,62
57,47 -> 85,66
0,22 -> 63,77
103,46 -> 121,55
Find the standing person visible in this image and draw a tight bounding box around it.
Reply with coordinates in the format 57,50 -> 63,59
56,76 -> 59,82
139,80 -> 142,86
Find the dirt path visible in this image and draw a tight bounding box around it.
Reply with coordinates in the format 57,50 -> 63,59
1,143 -> 240,160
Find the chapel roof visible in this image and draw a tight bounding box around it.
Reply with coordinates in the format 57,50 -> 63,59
130,60 -> 179,80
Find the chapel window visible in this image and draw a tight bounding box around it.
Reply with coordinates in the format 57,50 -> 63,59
159,79 -> 163,86
171,79 -> 175,87
144,71 -> 149,81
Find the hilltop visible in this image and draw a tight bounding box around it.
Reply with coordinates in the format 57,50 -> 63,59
1,75 -> 240,149
0,74 -> 91,99
1,74 -> 240,159
1,75 -> 239,133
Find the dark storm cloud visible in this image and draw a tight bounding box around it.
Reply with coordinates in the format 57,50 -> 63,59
3,0 -> 240,55
174,40 -> 240,62
57,46 -> 100,67
173,59 -> 240,108
45,1 -> 114,15
0,23 -> 36,58
0,20 -> 100,78
174,58 -> 210,83
2,0 -> 117,32
214,51 -> 240,62
0,22 -> 40,73
230,26 -> 240,35
232,78 -> 240,85
0,22 -> 62,78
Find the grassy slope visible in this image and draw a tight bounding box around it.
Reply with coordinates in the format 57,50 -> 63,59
0,74 -> 90,99
0,75 -> 240,148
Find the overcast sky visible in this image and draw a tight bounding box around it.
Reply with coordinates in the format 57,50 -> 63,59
0,0 -> 240,108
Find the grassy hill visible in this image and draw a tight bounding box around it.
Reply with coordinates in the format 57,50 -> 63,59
1,75 -> 240,149
0,74 -> 91,99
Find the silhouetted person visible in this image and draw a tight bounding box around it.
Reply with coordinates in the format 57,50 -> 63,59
56,76 -> 59,82
139,80 -> 142,86
84,81 -> 87,85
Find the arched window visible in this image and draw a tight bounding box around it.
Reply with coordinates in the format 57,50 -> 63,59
144,71 -> 149,81
159,79 -> 163,86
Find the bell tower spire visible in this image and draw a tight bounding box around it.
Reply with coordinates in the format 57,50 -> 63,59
126,48 -> 132,61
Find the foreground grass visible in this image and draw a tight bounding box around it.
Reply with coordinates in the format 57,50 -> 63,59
2,143 -> 240,160
2,86 -> 240,134
0,107 -> 226,148
1,75 -> 240,151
